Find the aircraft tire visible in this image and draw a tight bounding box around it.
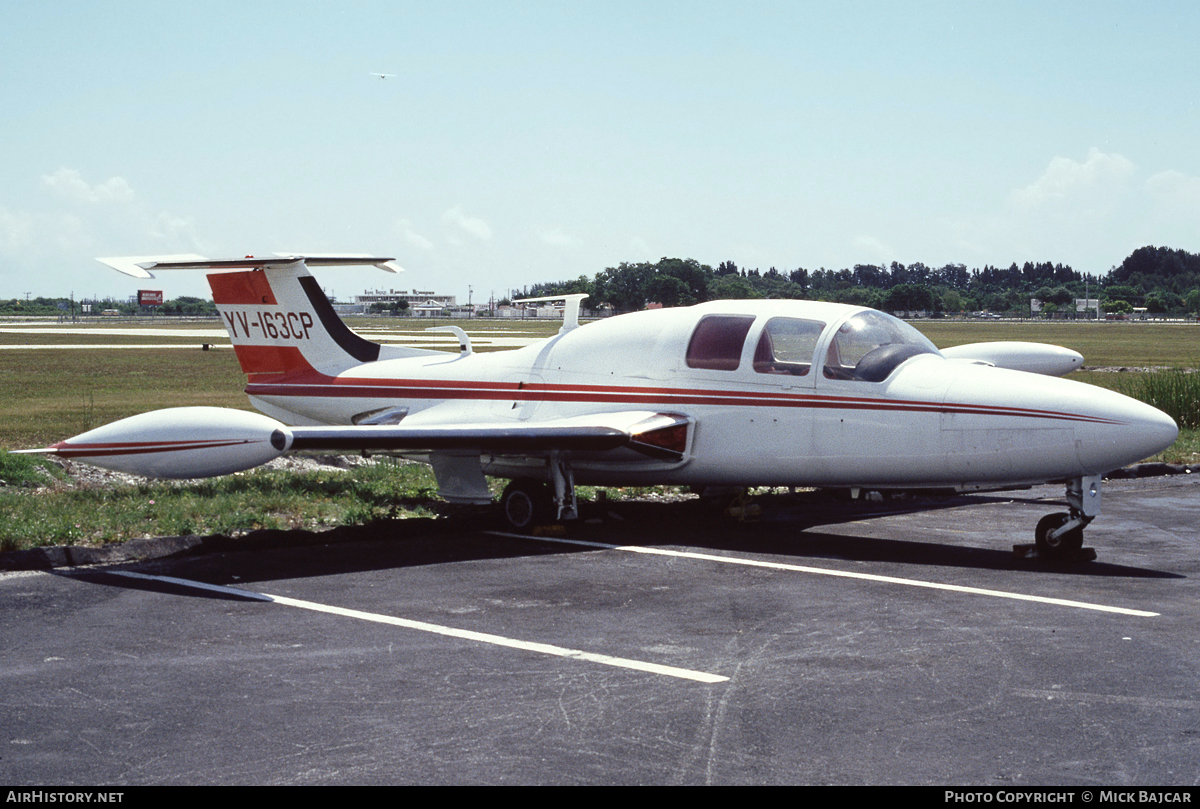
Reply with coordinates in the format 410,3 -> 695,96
1035,512 -> 1084,559
501,479 -> 553,533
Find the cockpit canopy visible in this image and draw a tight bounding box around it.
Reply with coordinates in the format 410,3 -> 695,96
821,310 -> 941,382
684,307 -> 940,383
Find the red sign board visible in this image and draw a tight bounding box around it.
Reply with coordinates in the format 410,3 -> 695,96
139,290 -> 163,306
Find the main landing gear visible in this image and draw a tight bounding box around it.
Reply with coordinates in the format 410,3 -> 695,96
1032,475 -> 1100,561
499,453 -> 578,533
500,479 -> 553,532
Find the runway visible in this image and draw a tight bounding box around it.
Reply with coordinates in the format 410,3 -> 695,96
0,325 -> 542,348
2,473 -> 1198,785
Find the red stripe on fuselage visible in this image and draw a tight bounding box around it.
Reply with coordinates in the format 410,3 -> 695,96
243,372 -> 1124,426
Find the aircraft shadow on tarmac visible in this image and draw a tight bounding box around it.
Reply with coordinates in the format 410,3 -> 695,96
56,489 -> 1180,602
574,492 -> 1182,580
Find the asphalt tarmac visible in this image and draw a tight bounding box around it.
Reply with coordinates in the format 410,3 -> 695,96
2,474 -> 1199,785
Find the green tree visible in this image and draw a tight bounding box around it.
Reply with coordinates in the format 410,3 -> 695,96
1184,289 -> 1200,314
1034,286 -> 1074,306
708,274 -> 762,300
594,262 -> 655,311
656,257 -> 713,305
941,289 -> 965,314
884,284 -> 935,312
645,275 -> 690,307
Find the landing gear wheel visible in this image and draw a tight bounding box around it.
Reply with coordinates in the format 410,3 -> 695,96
501,479 -> 553,532
1035,512 -> 1084,559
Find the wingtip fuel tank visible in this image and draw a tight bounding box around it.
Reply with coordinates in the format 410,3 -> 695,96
24,407 -> 289,479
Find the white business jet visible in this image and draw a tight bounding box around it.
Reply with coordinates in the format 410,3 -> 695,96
24,255 -> 1178,559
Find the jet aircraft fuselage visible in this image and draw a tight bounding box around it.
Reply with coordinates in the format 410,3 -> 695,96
27,255 -> 1179,559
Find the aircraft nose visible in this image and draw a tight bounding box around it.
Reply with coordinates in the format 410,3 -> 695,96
1075,389 -> 1179,472
942,366 -> 1179,482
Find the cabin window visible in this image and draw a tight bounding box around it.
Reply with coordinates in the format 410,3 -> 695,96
754,317 -> 825,376
686,315 -> 755,370
823,310 -> 940,382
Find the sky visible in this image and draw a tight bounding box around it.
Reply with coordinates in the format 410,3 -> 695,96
2,1 -> 1199,304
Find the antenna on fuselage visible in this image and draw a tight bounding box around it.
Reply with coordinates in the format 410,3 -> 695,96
511,293 -> 589,334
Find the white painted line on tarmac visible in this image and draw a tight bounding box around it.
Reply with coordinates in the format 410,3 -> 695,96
110,571 -> 273,599
109,570 -> 729,683
0,327 -> 229,337
487,532 -> 1159,618
0,344 -> 223,350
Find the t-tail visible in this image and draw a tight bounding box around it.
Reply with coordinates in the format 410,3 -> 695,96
97,254 -> 430,380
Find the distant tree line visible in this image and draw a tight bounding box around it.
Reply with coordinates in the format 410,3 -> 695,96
6,245 -> 1198,319
515,246 -> 1200,316
367,299 -> 410,315
0,295 -> 217,317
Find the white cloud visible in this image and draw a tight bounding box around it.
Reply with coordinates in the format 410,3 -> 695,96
395,218 -> 434,251
442,206 -> 493,240
1010,148 -> 1135,213
852,234 -> 893,264
37,168 -> 202,252
41,167 -> 135,205
947,148 -> 1149,269
628,236 -> 652,257
1139,169 -> 1200,249
1145,169 -> 1200,207
149,211 -> 199,244
0,207 -> 33,251
0,168 -> 204,294
535,226 -> 579,248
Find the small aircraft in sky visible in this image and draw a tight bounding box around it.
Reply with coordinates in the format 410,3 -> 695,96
23,255 -> 1178,559
369,73 -> 396,80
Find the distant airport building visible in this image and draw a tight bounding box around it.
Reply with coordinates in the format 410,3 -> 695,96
1030,298 -> 1100,318
493,302 -> 613,320
350,288 -> 458,315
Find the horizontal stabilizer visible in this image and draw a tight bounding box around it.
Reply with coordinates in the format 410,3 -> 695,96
98,254 -> 403,278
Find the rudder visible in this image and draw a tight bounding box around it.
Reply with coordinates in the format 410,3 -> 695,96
209,264 -> 381,380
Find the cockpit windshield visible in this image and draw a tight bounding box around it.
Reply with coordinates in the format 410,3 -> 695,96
822,311 -> 941,382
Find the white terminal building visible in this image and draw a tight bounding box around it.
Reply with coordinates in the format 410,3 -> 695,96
351,288 -> 459,316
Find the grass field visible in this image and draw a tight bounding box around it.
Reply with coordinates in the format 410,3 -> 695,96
911,320 -> 1200,369
0,346 -> 249,448
1,316 -> 1196,551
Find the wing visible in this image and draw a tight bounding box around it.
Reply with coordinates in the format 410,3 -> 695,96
22,407 -> 691,479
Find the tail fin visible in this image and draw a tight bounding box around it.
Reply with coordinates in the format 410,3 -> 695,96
211,263 -> 388,378
98,254 -> 418,380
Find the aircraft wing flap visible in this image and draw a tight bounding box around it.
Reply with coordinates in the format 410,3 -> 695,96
283,423 -> 630,453
279,411 -> 692,460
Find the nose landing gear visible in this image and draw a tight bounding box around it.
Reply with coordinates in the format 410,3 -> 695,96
1032,475 -> 1100,561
